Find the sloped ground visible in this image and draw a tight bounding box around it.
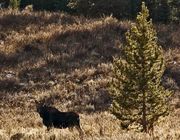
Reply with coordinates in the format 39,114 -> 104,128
0,9 -> 179,139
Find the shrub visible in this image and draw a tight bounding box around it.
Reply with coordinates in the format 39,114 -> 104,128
9,0 -> 21,9
19,0 -> 71,11
68,0 -> 179,22
145,0 -> 180,23
68,0 -> 141,18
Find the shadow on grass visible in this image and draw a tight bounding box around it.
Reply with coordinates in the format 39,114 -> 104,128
0,42 -> 44,68
0,17 -> 127,111
164,67 -> 180,88
17,19 -> 125,79
0,79 -> 22,92
157,24 -> 180,49
0,11 -> 77,32
36,87 -> 112,113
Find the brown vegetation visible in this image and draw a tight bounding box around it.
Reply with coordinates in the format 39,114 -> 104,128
0,9 -> 179,139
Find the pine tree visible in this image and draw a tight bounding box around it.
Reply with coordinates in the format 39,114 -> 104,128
9,0 -> 21,9
109,2 -> 171,133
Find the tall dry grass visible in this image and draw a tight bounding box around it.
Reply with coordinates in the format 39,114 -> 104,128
0,9 -> 179,140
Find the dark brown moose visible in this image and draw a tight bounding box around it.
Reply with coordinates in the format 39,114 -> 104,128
36,101 -> 83,138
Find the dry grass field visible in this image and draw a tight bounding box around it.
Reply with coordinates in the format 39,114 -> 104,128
0,9 -> 180,140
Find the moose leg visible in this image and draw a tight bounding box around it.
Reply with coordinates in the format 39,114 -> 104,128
75,125 -> 84,140
47,127 -> 51,132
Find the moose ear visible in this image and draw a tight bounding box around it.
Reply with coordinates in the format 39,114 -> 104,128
42,103 -> 47,107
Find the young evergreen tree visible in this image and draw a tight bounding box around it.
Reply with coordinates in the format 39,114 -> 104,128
109,2 -> 171,133
9,0 -> 21,9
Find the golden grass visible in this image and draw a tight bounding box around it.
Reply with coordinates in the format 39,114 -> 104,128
0,9 -> 180,139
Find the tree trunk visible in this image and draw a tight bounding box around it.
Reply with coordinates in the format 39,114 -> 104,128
142,90 -> 147,132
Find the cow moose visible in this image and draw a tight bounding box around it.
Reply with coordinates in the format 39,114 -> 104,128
35,101 -> 83,138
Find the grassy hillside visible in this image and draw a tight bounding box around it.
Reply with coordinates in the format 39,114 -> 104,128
0,9 -> 180,140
